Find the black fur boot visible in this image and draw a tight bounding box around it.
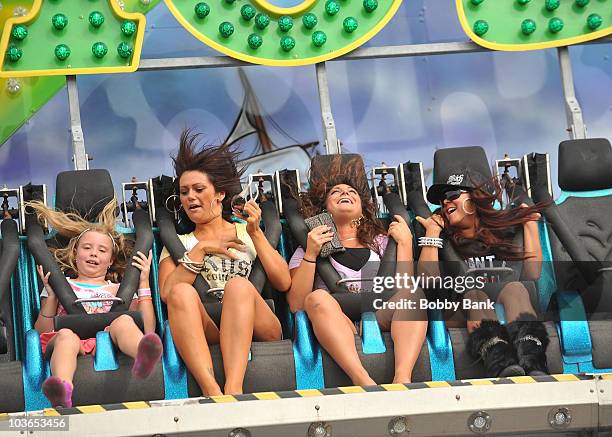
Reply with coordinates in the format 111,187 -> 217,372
467,320 -> 525,377
506,314 -> 550,376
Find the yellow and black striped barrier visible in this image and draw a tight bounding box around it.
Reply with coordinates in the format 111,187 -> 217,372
0,373 -> 602,417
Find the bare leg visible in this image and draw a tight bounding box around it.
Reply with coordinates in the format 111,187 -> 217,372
377,288 -> 428,384
107,314 -> 143,358
497,282 -> 537,323
107,314 -> 163,379
47,329 -> 84,386
220,277 -> 281,395
464,289 -> 497,333
167,283 -> 222,396
304,289 -> 375,386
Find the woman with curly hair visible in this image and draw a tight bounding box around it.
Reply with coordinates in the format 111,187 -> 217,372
417,172 -> 549,378
158,129 -> 291,396
29,199 -> 161,408
287,156 -> 427,385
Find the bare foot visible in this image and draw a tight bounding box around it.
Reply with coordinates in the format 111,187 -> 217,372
392,376 -> 412,384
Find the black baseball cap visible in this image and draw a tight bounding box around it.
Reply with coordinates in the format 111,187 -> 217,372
426,146 -> 493,204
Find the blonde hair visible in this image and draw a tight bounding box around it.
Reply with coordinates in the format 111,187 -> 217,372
27,199 -> 129,282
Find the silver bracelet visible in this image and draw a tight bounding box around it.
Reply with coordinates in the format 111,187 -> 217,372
178,252 -> 204,274
418,236 -> 443,248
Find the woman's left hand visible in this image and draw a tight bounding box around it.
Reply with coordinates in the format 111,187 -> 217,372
132,250 -> 153,286
241,199 -> 262,235
388,215 -> 412,245
520,203 -> 541,222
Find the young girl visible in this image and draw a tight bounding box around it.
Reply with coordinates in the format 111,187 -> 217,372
30,199 -> 163,408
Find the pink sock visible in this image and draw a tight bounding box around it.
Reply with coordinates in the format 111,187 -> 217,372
42,376 -> 73,408
132,333 -> 163,379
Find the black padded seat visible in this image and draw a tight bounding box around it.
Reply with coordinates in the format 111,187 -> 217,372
321,334 -> 432,387
545,195 -> 612,305
0,216 -> 25,412
532,139 -> 612,314
70,355 -> 164,405
187,340 -> 297,395
448,322 -> 564,379
589,320 -> 612,369
0,361 -> 25,412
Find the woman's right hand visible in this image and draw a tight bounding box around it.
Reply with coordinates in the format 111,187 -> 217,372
36,265 -> 55,298
193,239 -> 247,260
415,214 -> 445,236
305,225 -> 334,259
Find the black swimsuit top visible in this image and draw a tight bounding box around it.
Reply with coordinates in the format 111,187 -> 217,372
331,247 -> 371,271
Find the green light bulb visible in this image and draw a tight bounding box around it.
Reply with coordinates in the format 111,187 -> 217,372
587,14 -> 603,30
312,30 -> 327,47
89,11 -> 105,28
6,46 -> 23,62
92,42 -> 108,58
302,13 -> 318,29
121,21 -> 137,36
280,36 -> 295,52
548,17 -> 563,33
343,17 -> 358,33
248,33 -> 263,49
11,25 -> 28,41
241,5 -> 256,21
521,19 -> 536,35
255,13 -> 270,29
219,22 -> 235,38
194,2 -> 210,18
54,44 -> 71,61
473,20 -> 489,36
278,16 -> 293,32
52,14 -> 68,30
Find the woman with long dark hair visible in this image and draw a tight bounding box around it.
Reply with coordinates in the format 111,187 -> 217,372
417,174 -> 549,378
158,129 -> 291,396
288,156 -> 427,385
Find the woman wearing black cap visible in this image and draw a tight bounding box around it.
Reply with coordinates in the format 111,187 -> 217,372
416,171 -> 550,378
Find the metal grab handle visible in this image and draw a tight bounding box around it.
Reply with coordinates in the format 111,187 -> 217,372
336,277 -> 377,285
206,287 -> 224,302
73,297 -> 124,304
598,267 -> 612,273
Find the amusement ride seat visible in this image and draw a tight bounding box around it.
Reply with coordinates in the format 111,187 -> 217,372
530,138 -> 612,373
23,170 -> 163,409
403,146 -> 564,380
283,154 -> 433,388
151,175 -> 298,397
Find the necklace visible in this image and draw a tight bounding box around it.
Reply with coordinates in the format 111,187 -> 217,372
340,237 -> 359,242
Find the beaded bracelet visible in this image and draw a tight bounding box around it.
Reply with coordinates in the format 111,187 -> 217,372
178,252 -> 204,274
417,236 -> 444,249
